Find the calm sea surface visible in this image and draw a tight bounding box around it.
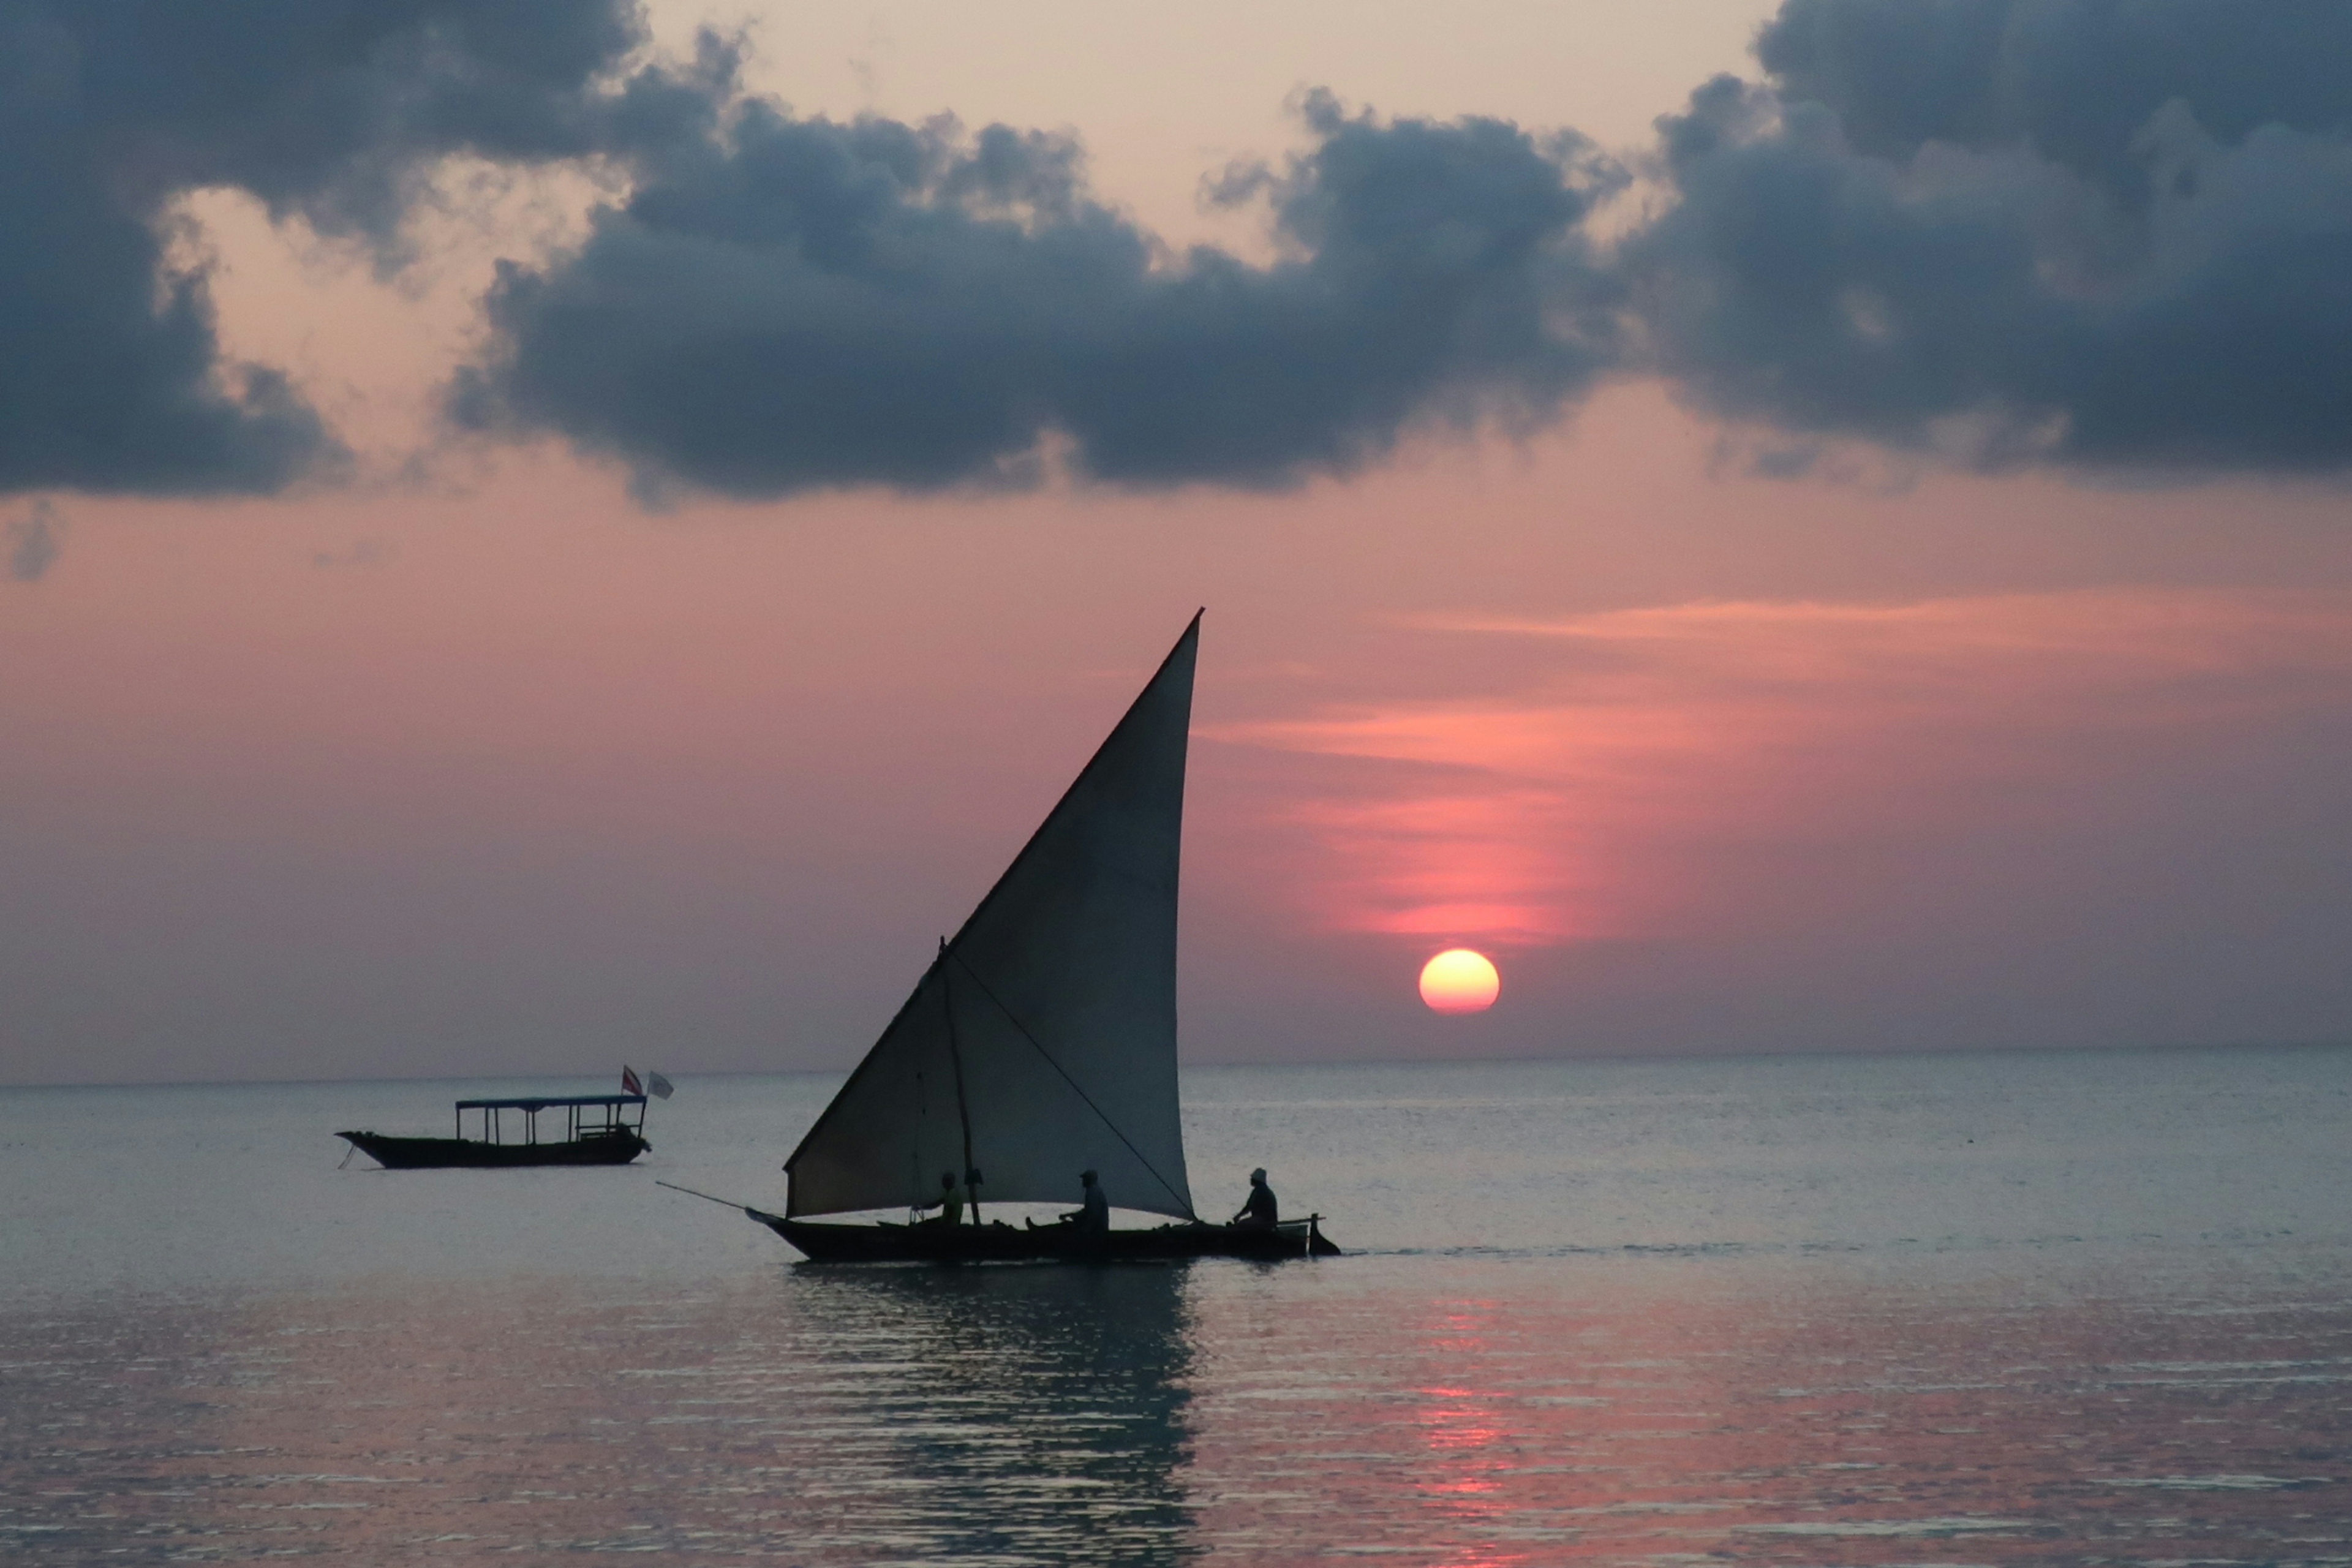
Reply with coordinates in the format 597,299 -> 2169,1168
4,1047 -> 2350,1564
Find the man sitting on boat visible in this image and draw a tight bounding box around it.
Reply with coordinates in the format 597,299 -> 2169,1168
923,1170 -> 967,1226
1231,1169 -> 1278,1229
1030,1169 -> 1112,1243
1074,1170 -> 1109,1240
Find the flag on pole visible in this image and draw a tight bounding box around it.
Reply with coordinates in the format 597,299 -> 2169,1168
646,1072 -> 674,1100
621,1065 -> 643,1096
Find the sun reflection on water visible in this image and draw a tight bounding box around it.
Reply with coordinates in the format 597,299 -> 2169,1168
7,1257 -> 2351,1563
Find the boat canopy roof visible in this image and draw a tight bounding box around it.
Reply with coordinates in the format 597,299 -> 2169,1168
454,1095 -> 646,1111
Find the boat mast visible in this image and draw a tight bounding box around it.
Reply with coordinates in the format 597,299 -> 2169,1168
778,614 -> 1201,1223
939,938 -> 979,1223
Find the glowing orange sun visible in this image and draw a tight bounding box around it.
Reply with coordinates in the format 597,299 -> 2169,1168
1418,949 -> 1500,1014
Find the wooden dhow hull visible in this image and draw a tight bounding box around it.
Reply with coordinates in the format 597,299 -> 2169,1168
758,1210 -> 1340,1263
337,1130 -> 648,1169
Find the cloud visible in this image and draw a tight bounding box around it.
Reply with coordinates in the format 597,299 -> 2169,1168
6,500 -> 62,581
456,0 -> 2352,494
449,91 -> 1627,496
14,0 -> 2352,504
1753,0 -> 2352,202
0,0 -> 726,499
0,95 -> 333,497
1630,0 -> 2352,474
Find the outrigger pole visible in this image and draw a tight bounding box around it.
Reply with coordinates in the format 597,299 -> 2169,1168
656,1180 -> 786,1226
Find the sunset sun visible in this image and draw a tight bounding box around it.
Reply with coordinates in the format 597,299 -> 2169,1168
1418,949 -> 1500,1014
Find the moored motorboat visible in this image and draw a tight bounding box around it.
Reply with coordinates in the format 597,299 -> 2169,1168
339,1093 -> 650,1169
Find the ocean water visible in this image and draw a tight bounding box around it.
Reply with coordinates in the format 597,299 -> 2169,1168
2,1046 -> 2349,1564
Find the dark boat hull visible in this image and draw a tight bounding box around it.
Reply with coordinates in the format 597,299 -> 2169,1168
756,1210 -> 1340,1262
337,1130 -> 648,1169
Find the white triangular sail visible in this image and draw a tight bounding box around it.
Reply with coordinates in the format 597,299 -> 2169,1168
784,617 -> 1200,1221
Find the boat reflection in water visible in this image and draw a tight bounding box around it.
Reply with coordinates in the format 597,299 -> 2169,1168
787,1263 -> 1197,1564
15,1057 -> 2352,1564
12,1261 -> 1200,1564
13,1242 -> 2352,1563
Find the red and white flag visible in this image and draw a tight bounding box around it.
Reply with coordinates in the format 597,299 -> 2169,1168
621,1065 -> 643,1096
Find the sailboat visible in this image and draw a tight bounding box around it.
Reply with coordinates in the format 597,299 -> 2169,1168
716,614 -> 1336,1263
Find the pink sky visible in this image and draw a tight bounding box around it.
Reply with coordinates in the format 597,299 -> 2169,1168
4,2 -> 2351,1084
9,384 -> 2351,1084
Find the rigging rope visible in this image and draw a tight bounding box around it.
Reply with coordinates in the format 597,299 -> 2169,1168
946,950 -> 1198,1221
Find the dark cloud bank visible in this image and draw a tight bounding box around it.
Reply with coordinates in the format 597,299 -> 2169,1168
7,0 -> 2352,503
0,0 -> 722,496
452,91 -> 1625,494
1645,0 -> 2352,474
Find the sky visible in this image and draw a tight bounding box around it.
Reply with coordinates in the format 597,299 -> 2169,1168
5,0 -> 2352,1086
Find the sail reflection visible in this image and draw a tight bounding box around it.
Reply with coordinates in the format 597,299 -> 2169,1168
785,1262 -> 1197,1565
14,1250 -> 2352,1564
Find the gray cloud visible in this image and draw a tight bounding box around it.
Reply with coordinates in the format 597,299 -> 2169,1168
0,0 -> 724,499
461,0 -> 2352,496
450,91 -> 1627,496
14,0 -> 2352,505
1754,0 -> 2352,203
1632,0 -> 2352,473
6,500 -> 62,581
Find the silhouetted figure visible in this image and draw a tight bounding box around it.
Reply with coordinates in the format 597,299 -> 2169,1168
1231,1168 -> 1278,1229
1072,1169 -> 1109,1242
925,1170 -> 966,1226
1026,1168 -> 1111,1243
966,1166 -> 985,1224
